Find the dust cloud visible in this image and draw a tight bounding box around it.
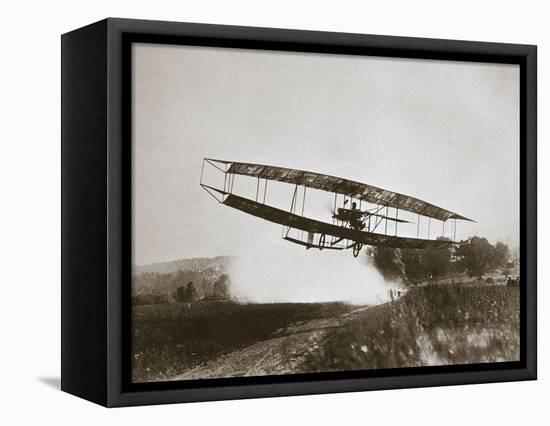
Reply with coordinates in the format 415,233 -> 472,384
228,237 -> 403,305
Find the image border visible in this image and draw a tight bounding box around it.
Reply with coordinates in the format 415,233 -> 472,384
105,19 -> 536,406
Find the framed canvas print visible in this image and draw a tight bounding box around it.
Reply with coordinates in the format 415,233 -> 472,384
61,18 -> 537,407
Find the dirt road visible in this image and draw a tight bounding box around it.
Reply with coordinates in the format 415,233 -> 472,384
174,305 -> 372,380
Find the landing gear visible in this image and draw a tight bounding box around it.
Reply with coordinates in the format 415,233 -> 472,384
319,234 -> 326,250
352,242 -> 363,257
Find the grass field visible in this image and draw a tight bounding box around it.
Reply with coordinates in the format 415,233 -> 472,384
132,301 -> 351,382
132,282 -> 519,382
303,283 -> 520,372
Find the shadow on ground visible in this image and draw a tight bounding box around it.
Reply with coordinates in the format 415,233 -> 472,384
38,377 -> 61,390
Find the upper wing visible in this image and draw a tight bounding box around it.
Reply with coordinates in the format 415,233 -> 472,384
218,160 -> 473,222
223,193 -> 452,249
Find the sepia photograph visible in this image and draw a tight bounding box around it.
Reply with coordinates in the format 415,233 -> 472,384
131,42 -> 520,384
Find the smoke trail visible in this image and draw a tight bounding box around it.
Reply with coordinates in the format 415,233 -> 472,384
228,237 -> 403,305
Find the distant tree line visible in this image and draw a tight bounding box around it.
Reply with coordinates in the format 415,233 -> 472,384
368,236 -> 511,284
132,270 -> 231,306
173,274 -> 230,303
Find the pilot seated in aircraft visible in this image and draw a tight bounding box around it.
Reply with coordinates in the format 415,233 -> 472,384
348,202 -> 365,230
333,202 -> 365,230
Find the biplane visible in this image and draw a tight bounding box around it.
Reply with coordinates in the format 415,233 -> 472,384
200,159 -> 474,257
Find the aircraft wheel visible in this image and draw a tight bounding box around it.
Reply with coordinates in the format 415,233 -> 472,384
353,242 -> 363,257
319,234 -> 326,250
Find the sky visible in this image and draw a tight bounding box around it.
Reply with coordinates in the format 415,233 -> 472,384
132,42 -> 520,274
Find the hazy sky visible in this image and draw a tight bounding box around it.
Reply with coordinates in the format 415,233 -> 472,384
132,43 -> 519,267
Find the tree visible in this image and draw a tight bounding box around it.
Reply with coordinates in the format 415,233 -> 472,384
174,285 -> 187,303
490,241 -> 510,269
212,274 -> 230,299
423,237 -> 452,279
400,249 -> 426,284
185,281 -> 198,301
455,236 -> 493,278
174,281 -> 198,302
399,237 -> 452,284
367,246 -> 403,281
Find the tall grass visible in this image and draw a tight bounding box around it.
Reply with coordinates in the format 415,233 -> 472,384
304,284 -> 519,372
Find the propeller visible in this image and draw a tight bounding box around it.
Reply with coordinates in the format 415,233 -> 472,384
326,198 -> 347,218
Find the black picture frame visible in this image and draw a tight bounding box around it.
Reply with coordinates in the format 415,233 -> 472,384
61,18 -> 537,407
